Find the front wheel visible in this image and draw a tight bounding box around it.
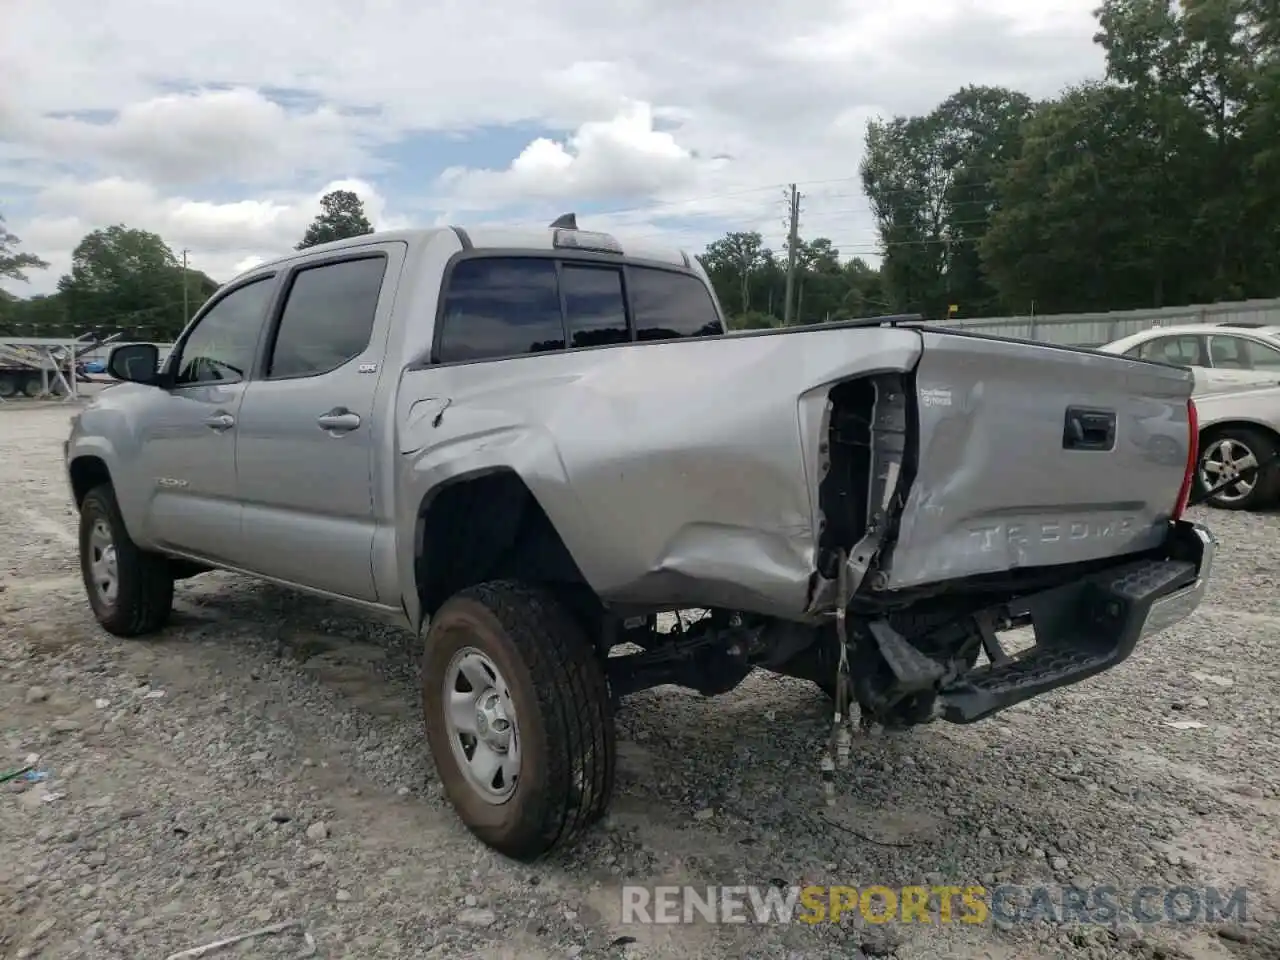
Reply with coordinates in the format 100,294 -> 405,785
78,484 -> 175,636
421,580 -> 616,861
1194,427 -> 1280,511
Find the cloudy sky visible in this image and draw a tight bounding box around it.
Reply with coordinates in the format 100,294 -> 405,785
1,0 -> 1106,297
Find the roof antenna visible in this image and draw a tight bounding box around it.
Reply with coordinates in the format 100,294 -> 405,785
549,213 -> 577,229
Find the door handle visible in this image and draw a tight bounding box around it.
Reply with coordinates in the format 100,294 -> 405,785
317,408 -> 361,433
1062,406 -> 1116,451
203,413 -> 235,431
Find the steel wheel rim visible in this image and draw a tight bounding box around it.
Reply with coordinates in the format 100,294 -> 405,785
442,647 -> 520,804
1199,437 -> 1258,504
88,518 -> 119,605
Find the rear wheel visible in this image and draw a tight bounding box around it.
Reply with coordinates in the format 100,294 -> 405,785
421,580 -> 616,861
1195,427 -> 1280,511
78,484 -> 175,636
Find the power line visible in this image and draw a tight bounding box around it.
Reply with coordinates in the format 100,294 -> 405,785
586,182 -> 794,220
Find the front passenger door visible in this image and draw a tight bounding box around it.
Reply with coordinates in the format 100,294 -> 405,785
1206,334 -> 1280,388
233,248 -> 401,601
139,274 -> 277,563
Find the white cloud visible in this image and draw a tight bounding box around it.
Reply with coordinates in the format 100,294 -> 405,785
0,0 -> 1108,297
436,101 -> 726,210
11,88 -> 381,188
15,178 -> 401,291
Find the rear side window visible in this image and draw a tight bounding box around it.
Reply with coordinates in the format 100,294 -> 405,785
437,258 -> 564,362
628,266 -> 722,340
268,256 -> 387,378
434,256 -> 722,362
1136,335 -> 1201,367
561,263 -> 628,348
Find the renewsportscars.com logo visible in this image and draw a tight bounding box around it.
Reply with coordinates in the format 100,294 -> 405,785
624,885 -> 987,925
620,884 -> 1250,926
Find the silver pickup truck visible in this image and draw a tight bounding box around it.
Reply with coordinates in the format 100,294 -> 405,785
66,221 -> 1216,860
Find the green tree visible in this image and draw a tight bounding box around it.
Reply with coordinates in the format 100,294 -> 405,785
980,82 -> 1206,312
1093,0 -> 1265,299
701,232 -> 768,316
699,231 -> 889,328
296,190 -> 375,250
861,86 -> 1034,319
838,258 -> 890,318
790,237 -> 842,322
0,214 -> 49,285
56,226 -> 217,340
978,0 -> 1280,312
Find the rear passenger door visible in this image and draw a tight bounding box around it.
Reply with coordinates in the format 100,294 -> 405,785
233,244 -> 405,601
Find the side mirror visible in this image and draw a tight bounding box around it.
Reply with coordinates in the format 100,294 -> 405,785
107,343 -> 161,384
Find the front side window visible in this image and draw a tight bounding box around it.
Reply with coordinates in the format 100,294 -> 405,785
437,258 -> 564,362
268,257 -> 387,378
175,277 -> 274,385
627,266 -> 722,340
1245,337 -> 1280,368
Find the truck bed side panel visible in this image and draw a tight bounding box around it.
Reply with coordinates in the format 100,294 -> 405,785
398,328 -> 923,617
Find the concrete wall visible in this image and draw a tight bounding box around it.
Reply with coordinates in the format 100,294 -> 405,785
939,297 -> 1280,347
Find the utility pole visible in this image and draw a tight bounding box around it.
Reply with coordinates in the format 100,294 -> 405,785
782,184 -> 801,326
181,249 -> 190,325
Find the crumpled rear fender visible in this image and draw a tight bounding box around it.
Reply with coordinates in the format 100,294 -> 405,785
394,326 -> 924,623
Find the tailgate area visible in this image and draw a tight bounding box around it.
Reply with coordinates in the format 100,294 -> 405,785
883,331 -> 1194,590
936,520 -> 1214,722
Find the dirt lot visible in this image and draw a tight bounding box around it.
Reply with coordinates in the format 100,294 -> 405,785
2,399 -> 1278,960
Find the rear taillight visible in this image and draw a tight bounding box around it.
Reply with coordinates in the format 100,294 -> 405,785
1173,396 -> 1198,521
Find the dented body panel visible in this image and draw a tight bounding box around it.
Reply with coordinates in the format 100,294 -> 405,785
395,325 -> 922,622
883,332 -> 1194,589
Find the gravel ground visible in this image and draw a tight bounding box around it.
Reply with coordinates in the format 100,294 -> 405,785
2,399 -> 1278,960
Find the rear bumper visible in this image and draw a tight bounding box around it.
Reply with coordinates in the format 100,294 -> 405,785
938,520 -> 1216,723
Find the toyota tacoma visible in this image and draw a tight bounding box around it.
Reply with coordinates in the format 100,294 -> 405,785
65,218 -> 1216,860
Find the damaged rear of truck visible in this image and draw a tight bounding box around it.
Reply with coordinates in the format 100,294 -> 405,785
77,224 -> 1215,861
397,227 -> 1214,860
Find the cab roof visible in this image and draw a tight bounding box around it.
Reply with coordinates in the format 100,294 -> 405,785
246,223 -> 695,275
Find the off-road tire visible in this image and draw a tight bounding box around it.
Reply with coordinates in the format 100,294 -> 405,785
1193,426 -> 1280,512
421,580 -> 616,861
78,483 -> 175,636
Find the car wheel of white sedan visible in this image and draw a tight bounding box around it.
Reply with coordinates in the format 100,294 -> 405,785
1195,427 -> 1280,511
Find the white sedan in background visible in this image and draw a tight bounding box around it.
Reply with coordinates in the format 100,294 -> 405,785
1098,322 -> 1280,392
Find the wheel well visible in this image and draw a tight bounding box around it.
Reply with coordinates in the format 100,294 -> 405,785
415,470 -> 598,623
69,456 -> 112,506
1200,420 -> 1280,450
